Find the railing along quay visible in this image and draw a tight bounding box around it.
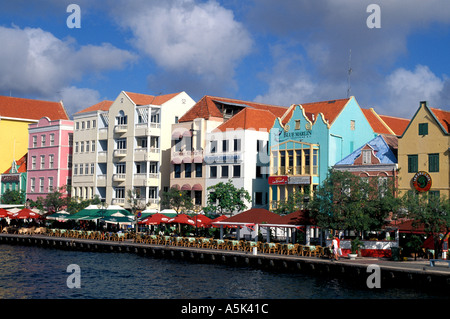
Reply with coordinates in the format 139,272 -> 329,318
1,231 -> 450,293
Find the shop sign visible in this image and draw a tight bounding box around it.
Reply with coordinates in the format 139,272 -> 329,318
1,175 -> 19,182
412,171 -> 432,192
288,176 -> 311,185
268,176 -> 288,185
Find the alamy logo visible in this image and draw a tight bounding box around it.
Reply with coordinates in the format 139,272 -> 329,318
66,264 -> 81,288
366,264 -> 381,288
66,4 -> 81,29
366,4 -> 381,29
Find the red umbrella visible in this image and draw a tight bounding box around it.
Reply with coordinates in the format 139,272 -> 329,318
0,208 -> 10,218
168,214 -> 195,226
138,213 -> 170,225
10,208 -> 41,219
191,215 -> 212,228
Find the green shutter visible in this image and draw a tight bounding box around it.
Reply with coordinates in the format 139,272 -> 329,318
429,154 -> 439,172
408,155 -> 418,173
418,123 -> 428,135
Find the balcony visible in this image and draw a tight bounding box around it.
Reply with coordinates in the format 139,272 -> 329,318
96,174 -> 106,186
113,149 -> 127,158
114,125 -> 128,134
134,148 -> 160,161
135,123 -> 161,136
112,198 -> 125,206
133,173 -> 160,187
112,174 -> 126,182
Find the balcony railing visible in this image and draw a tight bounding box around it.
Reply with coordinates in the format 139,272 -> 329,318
113,149 -> 127,157
114,125 -> 128,134
112,174 -> 126,182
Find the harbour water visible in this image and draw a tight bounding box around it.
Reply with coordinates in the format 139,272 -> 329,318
0,244 -> 441,299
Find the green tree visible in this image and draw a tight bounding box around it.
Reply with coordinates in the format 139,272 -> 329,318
403,192 -> 450,258
160,187 -> 194,214
1,189 -> 25,204
309,169 -> 399,234
205,179 -> 251,216
273,190 -> 309,215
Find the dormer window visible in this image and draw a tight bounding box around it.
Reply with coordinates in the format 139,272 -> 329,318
362,150 -> 371,164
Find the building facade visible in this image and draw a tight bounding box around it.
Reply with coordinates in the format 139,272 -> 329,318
26,117 -> 74,201
0,96 -> 69,173
1,154 -> 27,203
268,97 -> 377,209
398,101 -> 450,198
72,91 -> 195,210
170,96 -> 287,211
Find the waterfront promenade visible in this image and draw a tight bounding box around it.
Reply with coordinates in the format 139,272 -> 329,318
1,232 -> 450,293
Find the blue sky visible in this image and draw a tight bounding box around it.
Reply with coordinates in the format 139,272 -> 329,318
1,0 -> 450,119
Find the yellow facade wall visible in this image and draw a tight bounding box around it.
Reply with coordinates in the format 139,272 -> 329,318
0,119 -> 32,173
398,103 -> 450,198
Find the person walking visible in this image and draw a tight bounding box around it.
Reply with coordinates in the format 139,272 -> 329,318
332,236 -> 340,261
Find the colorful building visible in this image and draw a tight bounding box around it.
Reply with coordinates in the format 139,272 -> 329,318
268,96 -> 378,209
170,95 -> 287,210
26,117 -> 74,202
398,101 -> 450,198
1,154 -> 27,203
0,96 -> 69,173
333,134 -> 399,193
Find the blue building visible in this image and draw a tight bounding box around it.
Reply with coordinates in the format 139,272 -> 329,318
268,96 -> 377,209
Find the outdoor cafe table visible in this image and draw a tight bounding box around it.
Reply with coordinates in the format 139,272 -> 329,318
173,236 -> 184,246
214,239 -> 226,249
198,238 -> 212,248
227,240 -> 241,250
184,237 -> 196,247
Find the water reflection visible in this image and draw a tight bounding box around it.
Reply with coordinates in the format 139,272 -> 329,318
0,245 -> 440,299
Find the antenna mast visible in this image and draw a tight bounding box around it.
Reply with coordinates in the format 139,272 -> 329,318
347,49 -> 352,98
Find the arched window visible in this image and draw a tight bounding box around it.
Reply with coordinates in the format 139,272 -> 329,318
116,110 -> 127,125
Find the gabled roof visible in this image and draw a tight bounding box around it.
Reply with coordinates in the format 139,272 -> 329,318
217,208 -> 280,224
214,107 -> 277,132
430,107 -> 450,134
124,91 -> 181,106
75,100 -> 113,114
0,96 -> 69,121
178,95 -> 287,123
3,153 -> 27,174
281,98 -> 350,126
334,134 -> 397,165
361,108 -> 393,135
378,114 -> 410,136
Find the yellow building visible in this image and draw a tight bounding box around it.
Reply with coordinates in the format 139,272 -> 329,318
0,96 -> 68,173
398,101 -> 450,198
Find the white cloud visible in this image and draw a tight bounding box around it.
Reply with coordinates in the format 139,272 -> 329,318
384,65 -> 446,118
112,0 -> 253,95
56,86 -> 102,118
0,25 -> 136,104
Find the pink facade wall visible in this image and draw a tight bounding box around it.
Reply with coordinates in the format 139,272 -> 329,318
27,117 -> 73,202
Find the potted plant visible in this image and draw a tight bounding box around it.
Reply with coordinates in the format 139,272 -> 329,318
349,237 -> 365,260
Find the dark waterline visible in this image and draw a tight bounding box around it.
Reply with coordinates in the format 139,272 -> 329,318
0,244 -> 442,299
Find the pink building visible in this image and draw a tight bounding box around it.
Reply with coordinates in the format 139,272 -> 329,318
27,117 -> 74,202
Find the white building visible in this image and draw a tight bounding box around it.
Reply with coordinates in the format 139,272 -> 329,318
72,91 -> 195,210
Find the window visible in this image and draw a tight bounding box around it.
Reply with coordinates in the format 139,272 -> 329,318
115,187 -> 125,199
221,165 -> 229,178
80,141 -> 84,153
233,139 -> 241,152
75,142 -> 79,153
149,187 -> 157,199
39,177 -> 44,193
408,155 -> 418,173
116,111 -> 127,125
194,191 -> 202,205
30,178 -> 35,193
419,123 -> 428,136
91,140 -> 95,152
86,121 -> 90,129
90,163 -> 95,175
295,120 -> 301,130
185,163 -> 192,178
210,166 -> 217,178
50,134 -> 55,146
32,136 -> 37,148
175,116 -> 179,123
174,164 -> 181,178
233,165 -> 241,177
255,192 -> 263,206
40,155 -> 45,169
116,139 -> 127,149
86,141 -> 90,152
79,164 -> 83,175
362,150 -> 371,164
350,120 -> 355,131
81,121 -> 85,130
210,140 -> 217,153
92,120 -> 96,128
49,155 -> 54,168
74,164 -> 78,175
222,140 -> 228,152
116,163 -> 126,174
429,153 -> 439,172
76,122 -> 80,130
31,156 -> 36,170
149,162 -> 158,174
48,177 -> 53,191
195,163 -> 202,177
41,135 -> 46,147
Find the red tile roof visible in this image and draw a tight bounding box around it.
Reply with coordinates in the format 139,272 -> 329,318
3,153 -> 27,174
361,108 -> 393,135
124,91 -> 181,106
75,100 -> 113,114
179,95 -> 287,123
214,107 -> 277,132
220,208 -> 280,224
270,210 -> 316,226
430,107 -> 450,134
378,114 -> 410,136
281,98 -> 350,125
0,96 -> 69,121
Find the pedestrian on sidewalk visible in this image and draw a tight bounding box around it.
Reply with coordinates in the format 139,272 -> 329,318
332,236 -> 340,261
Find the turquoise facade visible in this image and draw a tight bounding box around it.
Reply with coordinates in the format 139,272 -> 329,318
268,97 -> 377,208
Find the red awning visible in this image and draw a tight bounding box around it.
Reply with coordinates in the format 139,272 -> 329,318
181,184 -> 192,191
192,184 -> 203,191
171,184 -> 180,190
